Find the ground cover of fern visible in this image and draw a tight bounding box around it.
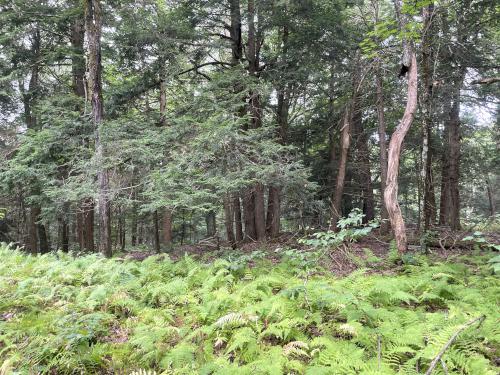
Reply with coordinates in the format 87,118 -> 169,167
0,244 -> 499,374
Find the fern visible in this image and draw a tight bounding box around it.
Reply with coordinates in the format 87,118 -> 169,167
0,243 -> 498,374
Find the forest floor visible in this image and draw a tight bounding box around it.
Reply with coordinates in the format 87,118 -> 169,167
126,229 -> 500,277
1,235 -> 499,374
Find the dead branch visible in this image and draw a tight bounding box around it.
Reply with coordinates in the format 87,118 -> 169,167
425,315 -> 485,375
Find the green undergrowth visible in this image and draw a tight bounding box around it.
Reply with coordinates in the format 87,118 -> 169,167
0,244 -> 499,374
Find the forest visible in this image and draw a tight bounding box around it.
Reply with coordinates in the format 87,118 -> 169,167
0,0 -> 499,374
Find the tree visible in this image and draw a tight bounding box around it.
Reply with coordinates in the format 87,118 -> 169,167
384,0 -> 418,253
85,0 -> 111,257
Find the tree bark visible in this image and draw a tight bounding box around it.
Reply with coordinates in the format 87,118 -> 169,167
254,183 -> 266,241
153,210 -> 160,253
421,2 -> 437,229
352,88 -> 375,223
205,210 -> 216,237
59,214 -> 69,252
163,210 -> 173,246
83,199 -> 94,251
376,61 -> 390,234
21,28 -> 50,254
229,0 -> 242,64
266,24 -> 289,238
244,0 -> 266,241
223,195 -> 236,247
266,186 -> 280,237
38,220 -> 49,254
243,188 -> 256,240
330,108 -> 351,230
384,52 -> 418,253
71,11 -> 95,251
27,207 -> 38,253
233,195 -> 243,242
438,97 -> 451,226
486,175 -> 495,216
447,86 -> 462,230
86,0 -> 111,257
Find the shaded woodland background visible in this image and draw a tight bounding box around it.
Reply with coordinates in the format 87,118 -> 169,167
0,0 -> 498,256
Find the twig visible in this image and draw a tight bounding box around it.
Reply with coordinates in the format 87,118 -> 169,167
424,315 -> 486,375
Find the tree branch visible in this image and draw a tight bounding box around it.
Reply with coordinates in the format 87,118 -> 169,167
425,315 -> 486,375
471,77 -> 500,85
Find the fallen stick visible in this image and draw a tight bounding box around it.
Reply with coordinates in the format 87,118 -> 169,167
425,315 -> 486,375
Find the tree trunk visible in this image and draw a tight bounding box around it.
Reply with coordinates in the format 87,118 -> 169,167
486,175 -> 495,216
118,212 -> 125,251
153,210 -> 160,253
421,2 -> 437,229
205,210 -> 216,237
438,97 -> 451,225
83,199 -> 94,251
163,209 -> 173,247
86,0 -> 111,257
245,0 -> 266,241
243,188 -> 256,240
254,183 -> 266,241
384,52 -> 418,254
223,195 -> 236,247
266,186 -> 280,237
37,219 -> 49,253
229,0 -> 242,64
22,28 -> 42,253
266,24 -> 289,238
330,108 -> 351,230
233,195 -> 243,242
72,14 -> 95,251
59,215 -> 69,252
27,207 -> 38,253
376,62 -> 390,234
352,88 -> 375,223
447,88 -> 461,230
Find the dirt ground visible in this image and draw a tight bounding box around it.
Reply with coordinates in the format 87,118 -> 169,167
124,228 -> 499,276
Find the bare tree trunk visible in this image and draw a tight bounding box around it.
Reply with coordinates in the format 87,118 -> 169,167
376,63 -> 390,234
21,28 -> 44,253
27,208 -> 38,253
330,108 -> 351,230
37,214 -> 49,253
153,210 -> 160,253
118,211 -> 125,251
448,89 -> 461,230
163,210 -> 172,246
384,51 -> 418,253
266,186 -> 280,237
486,175 -> 495,217
243,188 -> 256,240
72,13 -> 95,251
59,212 -> 69,252
245,0 -> 266,241
229,0 -> 242,64
205,210 -> 216,237
233,195 -> 243,242
223,195 -> 236,247
86,0 -> 111,257
83,199 -> 94,251
254,183 -> 266,241
421,2 -> 437,229
266,24 -> 289,238
439,98 -> 451,226
352,90 -> 375,223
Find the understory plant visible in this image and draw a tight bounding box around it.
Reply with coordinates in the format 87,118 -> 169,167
0,243 -> 499,374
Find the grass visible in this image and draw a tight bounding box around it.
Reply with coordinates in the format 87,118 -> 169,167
0,243 -> 499,374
